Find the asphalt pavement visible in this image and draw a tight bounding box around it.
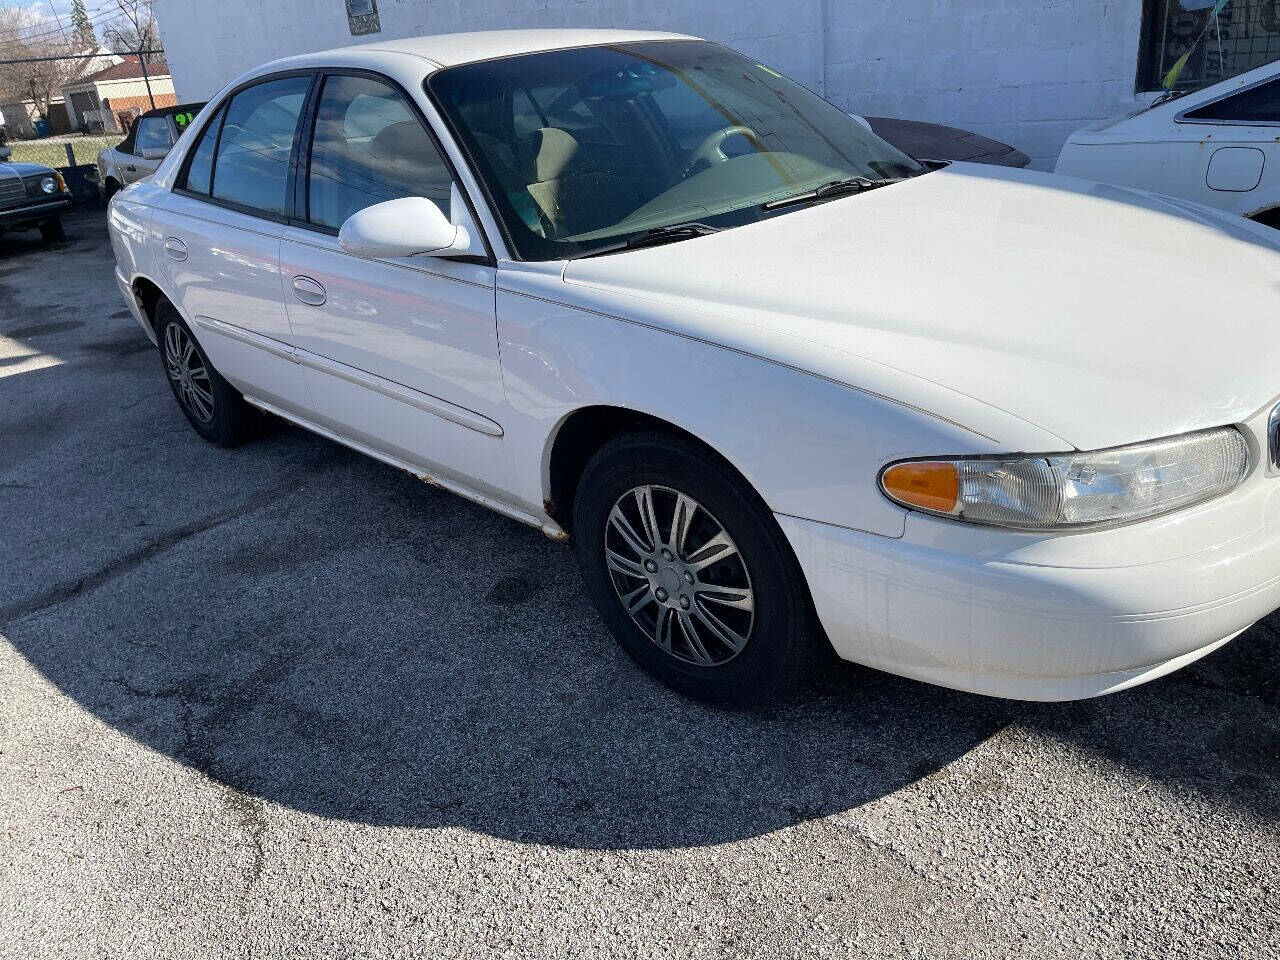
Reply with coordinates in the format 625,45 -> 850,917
1,209 -> 1277,959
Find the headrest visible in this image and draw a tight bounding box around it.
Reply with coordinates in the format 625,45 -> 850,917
369,121 -> 424,164
530,127 -> 579,183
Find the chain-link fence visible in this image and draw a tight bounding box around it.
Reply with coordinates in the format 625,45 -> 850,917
1,49 -> 168,201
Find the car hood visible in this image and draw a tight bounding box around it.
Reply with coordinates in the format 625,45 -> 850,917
0,161 -> 53,179
561,163 -> 1280,451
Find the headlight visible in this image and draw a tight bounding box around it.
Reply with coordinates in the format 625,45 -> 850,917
880,427 -> 1249,529
40,175 -> 57,194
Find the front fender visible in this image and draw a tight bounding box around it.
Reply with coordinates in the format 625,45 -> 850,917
495,276 -> 1021,538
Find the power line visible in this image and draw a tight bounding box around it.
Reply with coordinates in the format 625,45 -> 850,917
0,14 -> 124,48
0,47 -> 162,65
0,4 -> 137,47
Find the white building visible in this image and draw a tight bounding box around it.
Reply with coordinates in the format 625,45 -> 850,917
154,0 -> 1280,169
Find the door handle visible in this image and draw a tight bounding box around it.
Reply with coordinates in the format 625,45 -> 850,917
163,237 -> 187,261
292,275 -> 326,306
125,165 -> 136,172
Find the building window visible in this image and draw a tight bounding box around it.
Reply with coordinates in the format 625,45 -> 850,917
1140,0 -> 1280,92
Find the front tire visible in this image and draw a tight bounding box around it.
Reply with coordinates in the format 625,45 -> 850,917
154,299 -> 254,447
39,217 -> 65,243
573,431 -> 825,706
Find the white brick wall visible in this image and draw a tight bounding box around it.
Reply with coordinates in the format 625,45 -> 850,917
155,0 -> 1149,169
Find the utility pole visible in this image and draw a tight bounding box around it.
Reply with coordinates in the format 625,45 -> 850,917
139,48 -> 153,109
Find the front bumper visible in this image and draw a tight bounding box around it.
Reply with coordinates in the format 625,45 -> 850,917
0,195 -> 72,228
780,457 -> 1280,701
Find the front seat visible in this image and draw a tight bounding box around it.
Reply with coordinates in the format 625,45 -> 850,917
523,127 -> 646,238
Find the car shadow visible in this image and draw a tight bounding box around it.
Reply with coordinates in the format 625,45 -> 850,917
3,417 -> 1276,849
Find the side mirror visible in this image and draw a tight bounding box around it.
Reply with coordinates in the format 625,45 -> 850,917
339,197 -> 472,259
140,145 -> 169,160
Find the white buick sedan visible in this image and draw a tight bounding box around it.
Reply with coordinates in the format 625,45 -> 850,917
107,30 -> 1280,705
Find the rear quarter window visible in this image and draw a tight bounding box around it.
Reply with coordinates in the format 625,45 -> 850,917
1183,79 -> 1280,123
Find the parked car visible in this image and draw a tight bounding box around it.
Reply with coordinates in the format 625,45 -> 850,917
107,30 -> 1280,705
857,115 -> 1030,167
0,160 -> 72,242
1056,58 -> 1280,227
94,102 -> 205,200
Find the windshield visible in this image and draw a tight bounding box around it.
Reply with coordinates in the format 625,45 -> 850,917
428,40 -> 925,260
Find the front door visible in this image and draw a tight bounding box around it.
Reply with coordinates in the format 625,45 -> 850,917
279,72 -> 508,495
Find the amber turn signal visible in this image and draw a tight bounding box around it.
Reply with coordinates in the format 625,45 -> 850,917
880,461 -> 959,514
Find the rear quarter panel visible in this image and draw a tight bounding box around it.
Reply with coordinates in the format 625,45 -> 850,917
107,190 -> 156,288
1057,133 -> 1280,219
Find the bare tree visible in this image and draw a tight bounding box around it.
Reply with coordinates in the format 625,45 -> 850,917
103,0 -> 158,57
0,5 -> 80,124
102,0 -> 160,110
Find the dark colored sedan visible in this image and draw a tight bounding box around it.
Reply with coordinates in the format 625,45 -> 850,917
863,116 -> 1031,168
0,160 -> 73,242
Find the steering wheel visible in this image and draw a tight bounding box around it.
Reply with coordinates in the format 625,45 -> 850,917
679,125 -> 764,180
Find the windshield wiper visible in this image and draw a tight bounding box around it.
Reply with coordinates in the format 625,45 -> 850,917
761,176 -> 901,211
624,221 -> 720,249
574,221 -> 721,259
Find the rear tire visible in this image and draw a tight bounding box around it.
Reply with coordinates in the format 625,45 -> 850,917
154,299 -> 255,447
39,217 -> 65,243
573,431 -> 825,707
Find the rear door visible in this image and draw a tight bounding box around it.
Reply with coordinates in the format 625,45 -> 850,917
150,72 -> 315,415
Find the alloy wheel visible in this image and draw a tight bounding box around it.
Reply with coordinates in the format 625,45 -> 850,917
604,484 -> 755,665
163,322 -> 215,425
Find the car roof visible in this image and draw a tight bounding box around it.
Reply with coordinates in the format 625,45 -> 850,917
140,101 -> 207,121
268,28 -> 695,71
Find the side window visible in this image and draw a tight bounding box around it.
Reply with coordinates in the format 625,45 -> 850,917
306,74 -> 452,230
210,75 -> 311,216
181,104 -> 225,195
117,119 -> 139,156
1184,80 -> 1280,124
135,116 -> 172,153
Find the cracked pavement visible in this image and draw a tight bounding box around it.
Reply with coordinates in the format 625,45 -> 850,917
1,210 -> 1278,959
